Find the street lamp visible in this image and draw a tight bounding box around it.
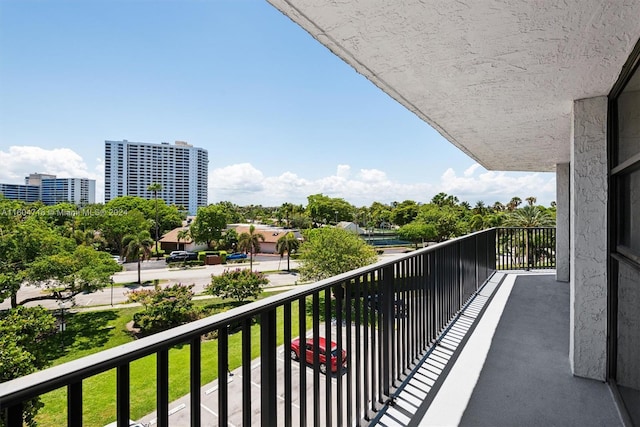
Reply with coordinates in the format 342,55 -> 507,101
58,300 -> 70,350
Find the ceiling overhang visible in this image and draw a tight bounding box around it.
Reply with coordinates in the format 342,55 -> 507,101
268,0 -> 640,171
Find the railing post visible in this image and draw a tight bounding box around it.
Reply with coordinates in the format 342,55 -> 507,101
261,308 -> 277,425
6,402 -> 22,427
157,349 -> 169,427
218,326 -> 229,425
116,364 -> 130,427
381,264 -> 395,397
190,338 -> 201,427
68,381 -> 82,427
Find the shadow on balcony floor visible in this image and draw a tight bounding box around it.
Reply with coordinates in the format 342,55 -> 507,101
454,274 -> 621,427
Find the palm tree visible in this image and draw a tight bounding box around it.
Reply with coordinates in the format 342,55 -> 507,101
492,201 -> 505,212
525,196 -> 537,206
237,225 -> 265,271
507,196 -> 522,211
177,228 -> 190,251
147,183 -> 163,258
276,231 -> 300,272
504,205 -> 555,228
123,230 -> 154,284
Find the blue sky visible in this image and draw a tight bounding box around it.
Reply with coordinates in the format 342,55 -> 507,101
0,0 -> 556,207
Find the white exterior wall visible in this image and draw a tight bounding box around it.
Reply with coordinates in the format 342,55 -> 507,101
569,96 -> 608,380
188,147 -> 199,215
556,163 -> 570,283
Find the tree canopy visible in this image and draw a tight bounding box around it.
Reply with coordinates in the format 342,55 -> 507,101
297,227 -> 378,281
190,204 -> 229,248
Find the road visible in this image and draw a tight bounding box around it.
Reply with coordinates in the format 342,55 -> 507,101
0,250 -> 407,311
0,258 -> 302,311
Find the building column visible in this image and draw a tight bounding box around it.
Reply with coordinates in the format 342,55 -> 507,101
556,163 -> 570,282
569,96 -> 608,380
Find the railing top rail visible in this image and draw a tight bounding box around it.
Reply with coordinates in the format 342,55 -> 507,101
0,228 -> 496,405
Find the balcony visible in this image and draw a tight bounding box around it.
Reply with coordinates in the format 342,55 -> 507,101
0,228 -> 623,426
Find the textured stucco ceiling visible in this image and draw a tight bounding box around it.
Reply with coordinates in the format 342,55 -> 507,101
268,0 -> 640,171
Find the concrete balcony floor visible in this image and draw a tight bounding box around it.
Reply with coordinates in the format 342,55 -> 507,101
378,272 -> 623,427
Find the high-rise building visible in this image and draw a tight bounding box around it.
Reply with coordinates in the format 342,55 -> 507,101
104,140 -> 208,214
40,178 -> 95,206
0,183 -> 40,203
0,173 -> 95,205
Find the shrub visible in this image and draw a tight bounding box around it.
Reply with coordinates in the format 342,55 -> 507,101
126,284 -> 200,334
206,269 -> 268,302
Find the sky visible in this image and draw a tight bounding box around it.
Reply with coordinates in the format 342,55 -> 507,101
0,0 -> 556,208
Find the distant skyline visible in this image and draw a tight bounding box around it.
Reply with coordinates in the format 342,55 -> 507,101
0,0 -> 556,208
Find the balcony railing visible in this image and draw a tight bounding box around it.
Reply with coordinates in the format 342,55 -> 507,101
496,227 -> 556,270
0,227 -> 554,426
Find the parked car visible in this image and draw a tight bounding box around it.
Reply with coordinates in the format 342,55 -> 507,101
226,252 -> 247,260
165,251 -> 198,263
290,337 -> 347,374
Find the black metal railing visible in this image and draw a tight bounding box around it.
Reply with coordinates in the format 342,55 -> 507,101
0,228 -> 551,426
496,227 -> 556,270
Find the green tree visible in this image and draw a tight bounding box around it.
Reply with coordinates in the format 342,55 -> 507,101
416,204 -> 466,242
0,212 -> 119,307
219,228 -> 238,251
122,230 -> 154,284
504,205 -> 555,228
297,227 -> 378,282
147,183 -> 163,257
368,201 -> 392,229
237,225 -> 265,270
507,196 -> 522,211
176,228 -> 191,251
126,284 -> 200,334
25,245 -> 121,304
276,231 -> 301,271
104,196 -> 183,245
289,213 -> 312,230
391,200 -> 419,226
0,306 -> 57,427
100,209 -> 150,256
397,221 -> 437,249
431,192 -> 459,207
306,194 -> 355,225
190,204 -> 228,248
206,268 -> 268,302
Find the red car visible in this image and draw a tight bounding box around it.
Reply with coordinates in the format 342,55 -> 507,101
290,337 -> 347,374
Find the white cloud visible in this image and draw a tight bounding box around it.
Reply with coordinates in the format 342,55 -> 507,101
0,146 -> 95,181
336,164 -> 351,179
209,162 -> 556,207
0,147 -> 556,207
463,163 -> 481,177
439,163 -> 556,205
0,145 -> 103,200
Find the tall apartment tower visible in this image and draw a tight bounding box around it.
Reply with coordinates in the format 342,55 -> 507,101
104,140 -> 208,214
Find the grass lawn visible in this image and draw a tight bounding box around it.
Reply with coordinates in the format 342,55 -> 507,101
35,291 -> 314,427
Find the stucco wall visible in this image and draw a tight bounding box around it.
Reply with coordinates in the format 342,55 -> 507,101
556,163 -> 570,282
569,96 -> 608,380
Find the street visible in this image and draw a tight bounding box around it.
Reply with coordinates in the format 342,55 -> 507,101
0,258 -> 302,311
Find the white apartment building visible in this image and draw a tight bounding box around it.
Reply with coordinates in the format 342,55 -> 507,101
0,173 -> 95,205
104,140 -> 208,214
39,177 -> 95,206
